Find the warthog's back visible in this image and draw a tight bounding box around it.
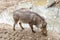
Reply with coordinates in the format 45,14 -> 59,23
13,9 -> 45,23
13,10 -> 36,23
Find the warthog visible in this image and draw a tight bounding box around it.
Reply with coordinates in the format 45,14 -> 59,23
13,8 -> 47,36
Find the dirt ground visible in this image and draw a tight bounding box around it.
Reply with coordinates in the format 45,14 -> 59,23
0,23 -> 60,40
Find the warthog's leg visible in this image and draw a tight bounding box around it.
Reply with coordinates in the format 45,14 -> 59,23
19,23 -> 24,30
41,22 -> 47,36
29,23 -> 36,33
13,18 -> 18,31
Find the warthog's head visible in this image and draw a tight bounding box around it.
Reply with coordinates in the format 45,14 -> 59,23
41,22 -> 47,36
36,21 -> 47,36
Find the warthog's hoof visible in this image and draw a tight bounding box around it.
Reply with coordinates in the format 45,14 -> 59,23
20,28 -> 24,31
22,28 -> 24,30
21,29 -> 24,31
13,28 -> 16,31
32,31 -> 36,33
42,33 -> 47,36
